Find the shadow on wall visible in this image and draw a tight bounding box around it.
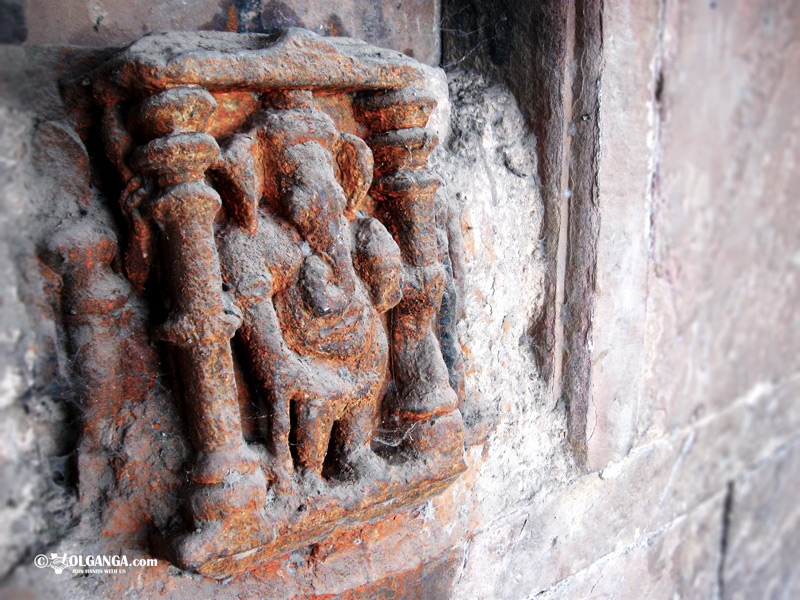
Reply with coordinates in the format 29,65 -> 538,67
0,0 -> 27,43
441,0 -> 569,384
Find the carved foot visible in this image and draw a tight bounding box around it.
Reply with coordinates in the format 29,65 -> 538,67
189,445 -> 267,521
344,447 -> 387,481
266,454 -> 295,495
175,507 -> 271,572
392,330 -> 459,421
192,444 -> 262,485
397,384 -> 459,422
298,468 -> 327,494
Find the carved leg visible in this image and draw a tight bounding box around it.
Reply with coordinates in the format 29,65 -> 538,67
336,400 -> 385,480
293,393 -> 339,483
236,299 -> 296,485
217,225 -> 299,488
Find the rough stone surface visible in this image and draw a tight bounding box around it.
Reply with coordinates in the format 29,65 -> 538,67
584,0 -> 660,469
538,493 -> 725,600
451,0 -> 800,597
434,72 -> 571,598
21,0 -> 440,65
442,0 -> 571,384
722,437 -> 800,600
464,375 -> 800,598
2,1 -> 800,598
0,48 -> 85,585
640,0 -> 800,438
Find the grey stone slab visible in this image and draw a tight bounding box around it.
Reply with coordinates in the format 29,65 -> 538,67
723,437 -> 800,600
538,493 -> 724,600
586,0 -> 661,470
640,0 -> 800,437
482,375 -> 800,597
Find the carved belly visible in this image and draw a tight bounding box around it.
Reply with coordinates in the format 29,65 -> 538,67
274,280 -> 380,363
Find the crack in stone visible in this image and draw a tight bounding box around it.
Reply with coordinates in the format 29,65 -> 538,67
717,480 -> 735,600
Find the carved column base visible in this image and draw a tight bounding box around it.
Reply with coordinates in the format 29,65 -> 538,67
154,446 -> 465,578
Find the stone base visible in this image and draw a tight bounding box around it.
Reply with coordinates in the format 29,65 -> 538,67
155,441 -> 466,578
312,547 -> 465,600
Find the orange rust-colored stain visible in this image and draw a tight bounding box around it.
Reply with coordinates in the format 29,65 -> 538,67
461,216 -> 476,256
226,4 -> 238,32
207,91 -> 260,138
52,31 -> 470,582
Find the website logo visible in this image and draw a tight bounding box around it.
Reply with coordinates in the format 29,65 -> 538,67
33,553 -> 157,575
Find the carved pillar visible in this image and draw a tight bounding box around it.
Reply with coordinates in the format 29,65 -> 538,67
129,87 -> 266,523
358,87 -> 461,449
42,223 -> 129,512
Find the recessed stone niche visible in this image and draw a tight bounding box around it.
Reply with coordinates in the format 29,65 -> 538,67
42,28 -> 467,578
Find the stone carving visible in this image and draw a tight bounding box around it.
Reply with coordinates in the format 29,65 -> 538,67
47,29 -> 467,576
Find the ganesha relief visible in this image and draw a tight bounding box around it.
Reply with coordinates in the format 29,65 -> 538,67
46,29 -> 466,577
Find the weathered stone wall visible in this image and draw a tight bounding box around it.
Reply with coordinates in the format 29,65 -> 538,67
7,0 -> 440,64
1,1 -> 799,599
445,1 -> 800,598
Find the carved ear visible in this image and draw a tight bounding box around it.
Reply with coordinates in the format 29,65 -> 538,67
336,133 -> 373,216
213,133 -> 264,233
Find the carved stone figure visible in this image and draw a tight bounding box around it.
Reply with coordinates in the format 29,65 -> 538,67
45,28 -> 466,577
215,88 -> 399,490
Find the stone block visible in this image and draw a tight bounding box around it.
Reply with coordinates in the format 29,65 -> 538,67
538,493 -> 724,600
474,375 -> 800,597
651,376 -> 800,527
498,437 -> 682,595
722,437 -> 800,599
640,0 -> 800,437
584,0 -> 660,470
450,517 -> 521,600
